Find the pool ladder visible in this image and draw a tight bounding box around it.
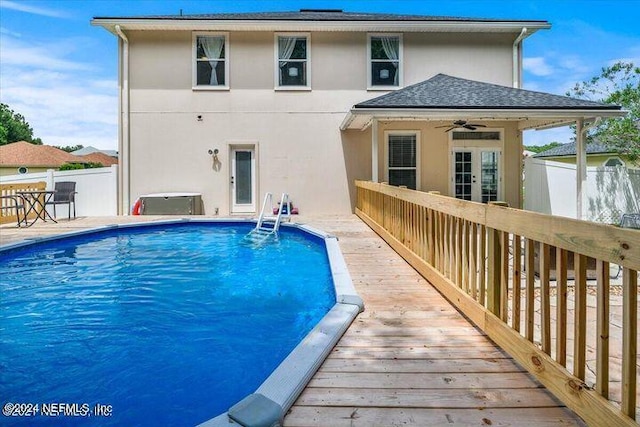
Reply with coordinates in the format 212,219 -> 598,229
248,193 -> 290,242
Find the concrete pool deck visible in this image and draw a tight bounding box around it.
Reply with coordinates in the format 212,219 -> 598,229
0,215 -> 586,425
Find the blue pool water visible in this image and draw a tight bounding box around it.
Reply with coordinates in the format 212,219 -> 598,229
0,222 -> 335,426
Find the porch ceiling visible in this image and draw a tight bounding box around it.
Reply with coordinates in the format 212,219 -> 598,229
340,109 -> 620,132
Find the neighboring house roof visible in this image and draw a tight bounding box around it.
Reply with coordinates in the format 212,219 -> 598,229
354,74 -> 620,111
0,141 -> 79,168
75,152 -> 119,166
72,146 -> 118,157
533,141 -> 618,158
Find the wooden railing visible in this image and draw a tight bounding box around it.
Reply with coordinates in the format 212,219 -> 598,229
0,181 -> 46,224
356,180 -> 639,427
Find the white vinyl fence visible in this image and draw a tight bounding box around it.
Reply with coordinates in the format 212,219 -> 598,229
0,165 -> 118,217
524,157 -> 640,224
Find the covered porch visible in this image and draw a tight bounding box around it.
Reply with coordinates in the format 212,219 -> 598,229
341,74 -> 625,216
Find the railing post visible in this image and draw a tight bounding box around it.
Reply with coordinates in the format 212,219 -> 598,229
486,227 -> 502,316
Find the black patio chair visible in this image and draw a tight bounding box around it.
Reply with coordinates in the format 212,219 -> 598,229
46,181 -> 77,220
0,195 -> 27,227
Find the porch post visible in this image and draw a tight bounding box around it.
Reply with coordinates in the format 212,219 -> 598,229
576,119 -> 586,220
372,118 -> 379,182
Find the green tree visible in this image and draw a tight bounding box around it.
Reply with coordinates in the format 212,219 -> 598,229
567,62 -> 640,162
56,144 -> 84,153
525,142 -> 563,154
59,162 -> 103,171
0,103 -> 43,145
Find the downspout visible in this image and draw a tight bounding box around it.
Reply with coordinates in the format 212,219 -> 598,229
512,27 -> 528,88
576,117 -> 601,220
115,25 -> 130,215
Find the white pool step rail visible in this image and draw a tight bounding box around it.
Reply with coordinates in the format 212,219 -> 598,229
255,192 -> 290,234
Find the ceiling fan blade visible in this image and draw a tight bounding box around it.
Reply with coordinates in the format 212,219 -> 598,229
464,125 -> 477,130
473,124 -> 487,128
442,126 -> 455,132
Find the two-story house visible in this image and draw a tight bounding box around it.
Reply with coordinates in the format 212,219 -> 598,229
92,9 -> 623,216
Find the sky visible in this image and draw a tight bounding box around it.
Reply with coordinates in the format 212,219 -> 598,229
1,0 -> 639,150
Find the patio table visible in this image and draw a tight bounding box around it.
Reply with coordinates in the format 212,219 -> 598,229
16,190 -> 57,226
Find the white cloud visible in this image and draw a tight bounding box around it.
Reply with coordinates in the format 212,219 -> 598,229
0,36 -> 95,71
523,57 -> 554,76
0,33 -> 117,150
0,26 -> 21,37
0,0 -> 70,18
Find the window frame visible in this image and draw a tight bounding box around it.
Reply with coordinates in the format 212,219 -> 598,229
368,33 -> 403,91
192,32 -> 230,90
384,130 -> 421,190
274,33 -> 311,91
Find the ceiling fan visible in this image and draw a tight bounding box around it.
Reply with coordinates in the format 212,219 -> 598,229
436,120 -> 487,132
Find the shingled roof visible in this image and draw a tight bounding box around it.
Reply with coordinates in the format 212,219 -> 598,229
355,74 -> 621,111
93,10 -> 547,24
533,141 -> 617,158
0,141 -> 79,168
0,141 -> 118,168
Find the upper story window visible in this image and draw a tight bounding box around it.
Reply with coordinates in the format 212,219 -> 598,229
276,34 -> 310,89
369,34 -> 402,89
194,33 -> 228,89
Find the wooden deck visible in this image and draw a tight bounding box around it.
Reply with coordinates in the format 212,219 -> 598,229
0,215 -> 584,426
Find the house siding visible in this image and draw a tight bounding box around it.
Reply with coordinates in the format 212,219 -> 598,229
125,29 -> 516,214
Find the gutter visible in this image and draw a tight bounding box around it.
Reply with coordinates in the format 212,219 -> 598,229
114,25 -> 130,215
513,27 -> 528,88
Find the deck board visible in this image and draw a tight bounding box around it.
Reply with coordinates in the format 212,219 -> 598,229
286,215 -> 583,426
0,215 -> 585,425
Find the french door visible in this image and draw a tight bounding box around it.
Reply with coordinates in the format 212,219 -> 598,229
452,148 -> 501,203
230,147 -> 256,213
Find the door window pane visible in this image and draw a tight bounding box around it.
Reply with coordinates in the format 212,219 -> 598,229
235,151 -> 252,204
454,151 -> 473,201
481,151 -> 499,203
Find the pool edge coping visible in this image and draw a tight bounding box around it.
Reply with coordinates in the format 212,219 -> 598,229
1,218 -> 364,427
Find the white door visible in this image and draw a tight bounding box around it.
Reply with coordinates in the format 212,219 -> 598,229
452,148 -> 501,203
230,147 -> 256,213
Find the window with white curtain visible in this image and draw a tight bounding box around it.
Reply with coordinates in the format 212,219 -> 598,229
369,34 -> 402,88
276,34 -> 309,88
193,33 -> 228,88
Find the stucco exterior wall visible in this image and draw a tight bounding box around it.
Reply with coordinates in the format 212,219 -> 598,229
124,29 -> 518,214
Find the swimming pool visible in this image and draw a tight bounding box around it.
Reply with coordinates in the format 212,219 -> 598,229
0,220 -> 362,426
